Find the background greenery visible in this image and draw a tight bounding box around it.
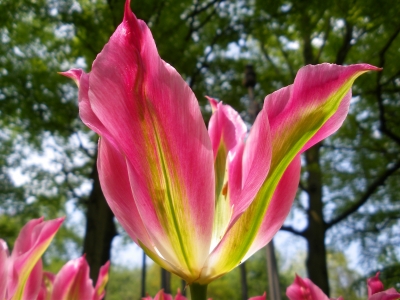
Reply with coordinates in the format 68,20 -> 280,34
0,0 -> 399,298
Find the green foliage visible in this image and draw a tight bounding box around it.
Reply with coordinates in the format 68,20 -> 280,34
1,0 -> 400,295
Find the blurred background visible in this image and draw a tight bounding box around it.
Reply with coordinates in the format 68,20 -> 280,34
0,0 -> 399,299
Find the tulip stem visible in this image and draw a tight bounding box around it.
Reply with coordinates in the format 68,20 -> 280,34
189,283 -> 208,300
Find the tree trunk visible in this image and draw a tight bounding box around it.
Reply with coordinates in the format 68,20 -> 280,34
240,263 -> 248,300
161,268 -> 171,294
141,251 -> 147,297
303,144 -> 330,296
83,162 -> 117,282
266,240 -> 281,300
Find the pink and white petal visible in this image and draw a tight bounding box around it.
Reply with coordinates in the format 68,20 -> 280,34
0,239 -> 8,300
93,261 -> 110,300
51,256 -> 94,300
90,2 -> 214,280
9,217 -> 64,300
368,272 -> 385,297
286,275 -> 330,300
249,292 -> 267,300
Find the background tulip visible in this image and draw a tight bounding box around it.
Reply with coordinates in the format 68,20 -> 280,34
286,275 -> 343,300
50,256 -> 109,300
367,272 -> 400,300
0,217 -> 64,300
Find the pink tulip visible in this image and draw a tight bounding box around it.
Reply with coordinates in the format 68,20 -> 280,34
146,290 -> 266,300
286,275 -> 343,300
142,290 -> 173,300
0,239 -> 9,300
50,256 -> 110,300
248,292 -> 267,300
367,272 -> 400,300
62,0 -> 378,285
37,272 -> 55,300
0,217 -> 64,300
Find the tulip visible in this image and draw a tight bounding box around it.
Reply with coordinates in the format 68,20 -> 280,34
286,275 -> 343,300
0,217 -> 64,300
142,289 -> 175,300
37,272 -> 55,300
145,290 -> 266,300
367,272 -> 400,300
248,292 -> 267,300
49,256 -> 110,300
61,0 -> 378,297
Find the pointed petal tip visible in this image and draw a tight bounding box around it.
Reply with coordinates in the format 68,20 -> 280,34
206,96 -> 218,112
353,63 -> 382,72
59,69 -> 83,87
123,0 -> 133,21
51,216 -> 65,229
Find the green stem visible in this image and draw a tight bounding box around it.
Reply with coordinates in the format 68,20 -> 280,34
189,283 -> 208,300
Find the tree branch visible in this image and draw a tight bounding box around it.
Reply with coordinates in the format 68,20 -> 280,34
315,17 -> 331,63
280,225 -> 305,237
335,19 -> 353,65
376,24 -> 400,145
260,43 -> 281,76
327,160 -> 400,228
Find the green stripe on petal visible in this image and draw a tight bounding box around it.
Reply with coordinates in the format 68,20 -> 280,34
198,65 -> 378,284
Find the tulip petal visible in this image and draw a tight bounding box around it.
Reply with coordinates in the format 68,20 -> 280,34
9,217 -> 64,300
367,272 -> 400,300
207,98 -> 271,250
249,292 -> 267,300
368,272 -> 385,297
174,289 -> 187,300
242,155 -> 301,262
97,138 -> 153,250
286,275 -> 330,300
198,63 -> 378,283
37,272 -> 56,300
148,290 -> 173,300
87,1 -> 214,280
98,138 -> 183,276
51,256 -> 94,300
21,260 -> 42,300
369,288 -> 400,300
93,261 -> 110,300
60,70 -> 118,150
207,98 -> 247,249
0,240 -> 8,300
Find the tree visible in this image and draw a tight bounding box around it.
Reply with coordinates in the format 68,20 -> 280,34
236,0 -> 400,295
1,0 -> 399,295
